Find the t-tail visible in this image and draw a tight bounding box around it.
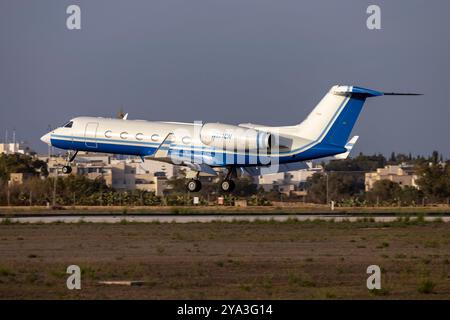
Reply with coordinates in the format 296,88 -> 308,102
295,85 -> 422,152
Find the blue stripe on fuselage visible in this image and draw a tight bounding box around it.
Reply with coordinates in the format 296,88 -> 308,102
51,138 -> 157,156
50,137 -> 345,166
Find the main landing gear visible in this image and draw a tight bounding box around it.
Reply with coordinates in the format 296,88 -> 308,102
186,171 -> 202,192
220,179 -> 235,192
186,179 -> 202,192
220,167 -> 236,193
62,150 -> 78,174
185,167 -> 237,193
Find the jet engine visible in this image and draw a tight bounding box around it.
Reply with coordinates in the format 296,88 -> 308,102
200,123 -> 271,151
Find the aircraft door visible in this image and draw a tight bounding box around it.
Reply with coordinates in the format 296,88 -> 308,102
84,122 -> 99,148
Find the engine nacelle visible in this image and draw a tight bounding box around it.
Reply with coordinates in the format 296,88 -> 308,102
200,123 -> 271,151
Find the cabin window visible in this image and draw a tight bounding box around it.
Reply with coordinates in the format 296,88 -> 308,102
182,136 -> 191,145
104,130 -> 112,138
120,132 -> 128,139
151,134 -> 160,142
63,121 -> 73,128
136,133 -> 144,141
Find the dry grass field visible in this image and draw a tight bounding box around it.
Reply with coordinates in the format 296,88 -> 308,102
0,219 -> 449,299
1,204 -> 450,215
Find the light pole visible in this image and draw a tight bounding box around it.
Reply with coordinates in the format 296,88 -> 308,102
52,169 -> 58,207
323,170 -> 367,207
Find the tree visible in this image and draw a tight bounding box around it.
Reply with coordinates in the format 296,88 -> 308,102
415,161 -> 450,202
0,154 -> 47,181
306,172 -> 364,204
325,153 -> 387,172
365,180 -> 402,205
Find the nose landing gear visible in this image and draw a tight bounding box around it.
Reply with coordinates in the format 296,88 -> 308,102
62,150 -> 78,175
62,166 -> 72,174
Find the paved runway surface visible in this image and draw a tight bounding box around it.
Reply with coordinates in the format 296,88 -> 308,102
6,215 -> 450,223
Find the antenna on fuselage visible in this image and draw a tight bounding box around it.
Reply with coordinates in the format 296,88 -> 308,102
117,106 -> 127,119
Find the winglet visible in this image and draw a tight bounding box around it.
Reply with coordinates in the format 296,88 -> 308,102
334,136 -> 359,160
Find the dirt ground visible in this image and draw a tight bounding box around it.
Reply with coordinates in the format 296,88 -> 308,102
1,204 -> 450,215
0,219 -> 449,299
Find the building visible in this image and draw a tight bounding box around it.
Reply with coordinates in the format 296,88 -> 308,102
257,165 -> 324,195
41,153 -> 171,195
0,142 -> 30,155
135,174 -> 169,196
128,158 -> 177,179
8,172 -> 34,185
365,164 -> 419,191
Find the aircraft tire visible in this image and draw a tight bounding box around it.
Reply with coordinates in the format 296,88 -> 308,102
220,180 -> 235,192
62,166 -> 72,174
186,179 -> 202,192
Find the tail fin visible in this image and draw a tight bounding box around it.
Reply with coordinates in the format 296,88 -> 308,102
334,135 -> 359,159
295,85 -> 381,147
295,85 -> 422,147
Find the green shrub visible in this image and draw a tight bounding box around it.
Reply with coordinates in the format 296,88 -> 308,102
417,279 -> 436,294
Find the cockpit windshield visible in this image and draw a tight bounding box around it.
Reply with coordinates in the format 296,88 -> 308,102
62,121 -> 73,128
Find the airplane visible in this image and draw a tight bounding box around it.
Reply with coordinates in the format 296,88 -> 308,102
40,85 -> 421,192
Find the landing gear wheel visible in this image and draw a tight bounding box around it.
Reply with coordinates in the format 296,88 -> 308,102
186,179 -> 202,192
62,165 -> 72,174
221,180 -> 235,192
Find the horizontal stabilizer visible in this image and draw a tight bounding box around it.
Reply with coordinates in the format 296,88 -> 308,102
382,92 -> 423,96
334,135 -> 359,160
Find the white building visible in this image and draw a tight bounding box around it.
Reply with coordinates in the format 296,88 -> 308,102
257,165 -> 324,194
41,153 -> 171,195
365,164 -> 419,191
0,142 -> 30,155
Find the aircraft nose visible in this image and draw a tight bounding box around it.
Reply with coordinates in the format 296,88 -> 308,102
40,133 -> 51,145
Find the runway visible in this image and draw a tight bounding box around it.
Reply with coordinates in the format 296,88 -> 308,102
5,214 -> 450,224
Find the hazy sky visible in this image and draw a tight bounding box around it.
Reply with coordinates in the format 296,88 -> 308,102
1,0 -> 449,157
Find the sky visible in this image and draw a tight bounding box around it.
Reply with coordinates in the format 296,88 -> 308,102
0,0 -> 449,157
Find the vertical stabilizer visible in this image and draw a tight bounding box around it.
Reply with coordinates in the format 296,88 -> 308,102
295,85 -> 382,147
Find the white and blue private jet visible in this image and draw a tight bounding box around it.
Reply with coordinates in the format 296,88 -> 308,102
41,85 -> 420,192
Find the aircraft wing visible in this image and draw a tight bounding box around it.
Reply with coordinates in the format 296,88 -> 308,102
152,133 -> 174,159
184,162 -> 218,176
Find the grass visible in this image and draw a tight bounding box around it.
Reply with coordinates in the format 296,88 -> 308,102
0,218 -> 13,225
0,268 -> 15,277
424,240 -> 440,248
215,261 -> 225,268
170,207 -> 194,214
417,279 -> 436,294
1,221 -> 450,299
288,273 -> 316,288
377,241 -> 390,249
156,246 -> 165,255
369,288 -> 391,296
